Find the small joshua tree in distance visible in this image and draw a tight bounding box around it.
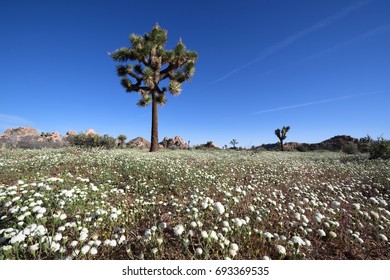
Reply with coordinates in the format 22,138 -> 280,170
118,134 -> 127,148
230,139 -> 238,149
275,126 -> 290,151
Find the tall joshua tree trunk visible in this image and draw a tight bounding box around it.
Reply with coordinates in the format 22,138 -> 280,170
150,91 -> 159,152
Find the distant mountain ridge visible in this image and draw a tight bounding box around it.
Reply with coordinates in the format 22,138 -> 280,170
260,135 -> 359,151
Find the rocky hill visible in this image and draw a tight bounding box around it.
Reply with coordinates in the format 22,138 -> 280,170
261,135 -> 359,151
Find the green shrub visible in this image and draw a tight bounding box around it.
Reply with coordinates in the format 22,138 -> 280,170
342,143 -> 359,155
369,137 -> 390,159
358,135 -> 372,153
73,133 -> 116,149
296,145 -> 309,152
99,134 -> 117,149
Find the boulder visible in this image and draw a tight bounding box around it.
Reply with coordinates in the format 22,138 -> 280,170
159,136 -> 188,149
3,126 -> 39,137
196,141 -> 218,149
283,142 -> 300,151
85,129 -> 98,136
39,131 -> 63,142
66,130 -> 78,137
128,137 -> 151,149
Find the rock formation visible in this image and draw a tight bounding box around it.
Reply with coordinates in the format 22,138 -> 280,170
85,129 -> 98,136
127,137 -> 151,149
2,126 -> 39,137
159,136 -> 188,149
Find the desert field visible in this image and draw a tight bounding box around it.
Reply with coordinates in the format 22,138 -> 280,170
0,148 -> 389,260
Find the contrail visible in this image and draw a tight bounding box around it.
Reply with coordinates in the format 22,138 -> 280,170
252,91 -> 383,115
303,23 -> 390,61
0,114 -> 31,124
204,0 -> 372,88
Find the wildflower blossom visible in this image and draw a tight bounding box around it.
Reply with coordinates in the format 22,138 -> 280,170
29,243 -> 39,252
378,234 -> 388,242
54,233 -> 63,242
79,232 -> 88,242
292,236 -> 305,246
275,245 -> 286,256
10,232 -> 26,244
90,247 -> 98,255
317,229 -> 326,237
81,245 -> 91,254
173,224 -> 185,236
50,242 -> 60,252
213,202 -> 225,215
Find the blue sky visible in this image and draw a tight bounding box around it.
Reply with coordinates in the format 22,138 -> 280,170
0,0 -> 389,147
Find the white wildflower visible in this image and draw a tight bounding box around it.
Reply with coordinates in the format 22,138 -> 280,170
81,245 -> 91,254
90,247 -> 98,255
275,245 -> 286,256
53,233 -> 63,242
368,197 -> 379,205
173,224 -> 185,236
370,211 -> 380,220
10,232 -> 26,244
213,202 -> 225,215
144,229 -> 152,239
351,203 -> 360,211
200,231 -> 208,239
195,247 -> 203,256
190,221 -> 197,228
79,232 -> 88,242
229,243 -> 239,252
209,230 -> 218,241
317,229 -> 326,237
263,232 -> 273,240
378,234 -> 388,242
50,242 -> 60,252
292,236 -> 305,246
159,222 -> 167,229
331,201 -> 341,209
29,243 -> 39,252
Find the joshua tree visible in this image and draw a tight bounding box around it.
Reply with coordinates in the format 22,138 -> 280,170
118,134 -> 127,148
230,139 -> 238,149
110,24 -> 198,152
275,126 -> 290,151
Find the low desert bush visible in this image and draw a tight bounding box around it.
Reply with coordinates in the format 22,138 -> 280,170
369,137 -> 390,159
73,133 -> 116,149
342,143 -> 359,155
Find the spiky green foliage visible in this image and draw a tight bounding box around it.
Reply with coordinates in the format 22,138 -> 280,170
110,24 -> 198,152
110,24 -> 197,107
